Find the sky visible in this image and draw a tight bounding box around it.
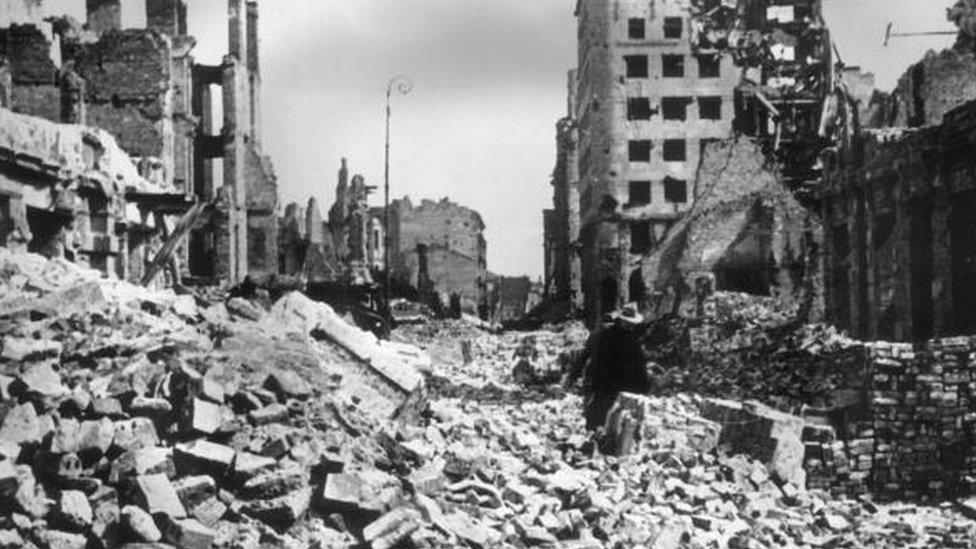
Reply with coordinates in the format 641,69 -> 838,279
40,0 -> 957,278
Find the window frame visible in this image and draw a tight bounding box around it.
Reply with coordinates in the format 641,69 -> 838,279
628,181 -> 652,206
663,139 -> 687,162
664,177 -> 688,204
628,18 -> 646,40
628,140 -> 653,162
662,54 -> 685,78
624,55 -> 649,78
698,96 -> 723,120
664,17 -> 683,39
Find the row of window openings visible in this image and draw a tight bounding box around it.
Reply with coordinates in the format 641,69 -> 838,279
625,55 -> 720,79
628,139 -> 689,162
629,217 -> 679,254
628,17 -> 683,40
627,179 -> 688,208
627,96 -> 722,121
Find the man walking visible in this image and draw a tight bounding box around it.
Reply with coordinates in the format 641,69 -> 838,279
563,304 -> 651,430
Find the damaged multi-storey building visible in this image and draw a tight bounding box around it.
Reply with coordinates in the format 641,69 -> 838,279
0,0 -> 278,286
552,0 -> 830,321
819,10 -> 976,342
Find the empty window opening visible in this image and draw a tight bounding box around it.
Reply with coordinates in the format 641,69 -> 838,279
664,17 -> 683,39
699,96 -> 723,120
663,139 -> 686,162
628,181 -> 651,206
628,18 -> 645,39
627,97 -> 654,120
628,140 -> 652,162
624,55 -> 649,78
698,55 -> 721,78
630,221 -> 652,254
664,177 -> 688,203
663,55 -> 684,78
630,269 -> 647,303
662,97 -> 690,121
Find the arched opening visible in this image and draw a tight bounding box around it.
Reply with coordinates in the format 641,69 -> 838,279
629,269 -> 647,304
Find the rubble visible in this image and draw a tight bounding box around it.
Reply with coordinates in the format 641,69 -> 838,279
0,248 -> 973,547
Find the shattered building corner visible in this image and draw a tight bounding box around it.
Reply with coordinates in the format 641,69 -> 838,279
0,0 -> 279,287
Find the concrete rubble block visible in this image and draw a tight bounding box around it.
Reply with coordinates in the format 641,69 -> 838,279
78,418 -> 116,459
0,460 -> 17,498
89,485 -> 121,546
173,441 -> 235,478
320,472 -> 363,511
134,474 -> 186,519
255,293 -> 428,421
111,447 -> 175,484
184,398 -> 222,435
172,475 -> 217,513
92,397 -> 126,418
0,530 -> 24,549
13,464 -> 49,518
128,397 -> 173,418
34,530 -> 88,549
188,497 -> 226,529
701,398 -> 806,487
1,336 -> 62,363
230,452 -> 276,485
0,401 -> 42,446
57,489 -> 93,530
158,515 -> 215,549
226,297 -> 265,321
121,504 -> 162,542
112,418 -> 159,453
262,371 -> 311,401
13,362 -> 68,402
362,507 -> 423,549
239,465 -> 305,500
240,486 -> 311,532
49,417 -> 82,454
247,403 -> 288,426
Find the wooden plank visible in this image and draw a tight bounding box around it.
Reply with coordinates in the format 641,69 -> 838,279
141,200 -> 214,287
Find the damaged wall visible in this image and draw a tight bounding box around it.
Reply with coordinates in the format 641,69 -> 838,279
820,99 -> 976,342
873,49 -> 976,129
645,137 -> 822,318
389,197 -> 487,313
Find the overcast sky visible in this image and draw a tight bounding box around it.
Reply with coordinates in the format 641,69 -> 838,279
43,0 -> 956,278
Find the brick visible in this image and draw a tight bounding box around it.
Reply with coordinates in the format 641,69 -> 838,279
173,440 -> 235,478
248,403 -> 288,426
231,452 -> 276,484
363,507 -> 422,549
134,474 -> 186,518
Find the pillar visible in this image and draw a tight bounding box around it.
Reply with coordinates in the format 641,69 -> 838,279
146,0 -> 187,35
222,55 -> 249,283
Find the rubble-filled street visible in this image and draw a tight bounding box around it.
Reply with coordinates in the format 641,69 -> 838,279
7,0 -> 976,547
1,248 -> 975,548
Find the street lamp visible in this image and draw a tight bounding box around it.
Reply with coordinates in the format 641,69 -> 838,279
383,75 -> 413,317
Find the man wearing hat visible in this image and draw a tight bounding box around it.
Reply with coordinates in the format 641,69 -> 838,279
563,303 -> 652,430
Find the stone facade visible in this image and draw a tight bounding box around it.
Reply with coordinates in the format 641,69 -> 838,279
0,0 -> 279,285
820,100 -> 976,342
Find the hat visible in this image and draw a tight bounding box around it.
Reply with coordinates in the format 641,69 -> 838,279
614,303 -> 644,325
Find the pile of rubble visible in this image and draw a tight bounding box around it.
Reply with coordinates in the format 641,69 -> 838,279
1,249 -> 974,548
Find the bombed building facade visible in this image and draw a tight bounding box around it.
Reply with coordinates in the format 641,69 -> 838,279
556,0 -> 830,321
388,197 -> 487,315
0,0 -> 278,285
819,29 -> 976,342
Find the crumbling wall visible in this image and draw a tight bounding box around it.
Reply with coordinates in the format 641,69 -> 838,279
391,197 -> 487,313
880,49 -> 976,129
243,143 -> 277,277
0,24 -> 59,121
646,137 -> 822,318
820,99 -> 976,342
72,30 -> 173,164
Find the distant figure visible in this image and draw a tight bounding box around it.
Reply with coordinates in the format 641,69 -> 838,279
563,304 -> 651,430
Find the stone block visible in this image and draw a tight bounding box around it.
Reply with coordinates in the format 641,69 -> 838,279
0,402 -> 41,446
263,371 -> 311,401
363,507 -> 422,549
112,418 -> 159,453
173,441 -> 235,478
122,504 -> 161,542
185,398 -> 221,435
134,474 -> 186,518
240,486 -> 311,532
158,516 -> 214,549
248,403 -> 288,426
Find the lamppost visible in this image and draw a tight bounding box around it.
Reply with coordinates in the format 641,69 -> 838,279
383,75 -> 413,317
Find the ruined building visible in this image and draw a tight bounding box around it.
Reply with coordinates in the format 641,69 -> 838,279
0,0 -> 278,285
388,197 -> 487,315
566,0 -> 829,320
542,70 -> 584,315
278,159 -> 379,285
819,15 -> 976,342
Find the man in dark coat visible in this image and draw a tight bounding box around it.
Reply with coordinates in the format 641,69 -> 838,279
563,304 -> 651,430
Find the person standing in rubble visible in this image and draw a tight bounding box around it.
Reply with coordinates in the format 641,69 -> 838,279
563,303 -> 652,430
